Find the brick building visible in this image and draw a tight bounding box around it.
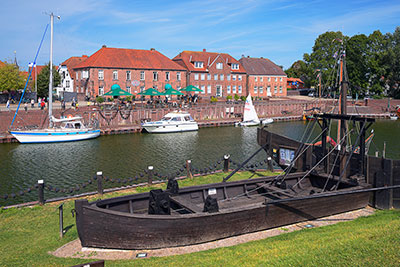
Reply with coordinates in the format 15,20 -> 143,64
239,57 -> 287,98
173,49 -> 247,98
56,55 -> 88,96
73,46 -> 187,98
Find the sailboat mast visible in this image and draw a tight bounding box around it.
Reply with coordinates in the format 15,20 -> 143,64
48,13 -> 54,126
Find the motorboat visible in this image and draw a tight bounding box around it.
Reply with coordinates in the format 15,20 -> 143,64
141,111 -> 198,133
235,94 -> 273,126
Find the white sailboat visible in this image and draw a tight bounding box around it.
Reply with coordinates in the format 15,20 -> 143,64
235,94 -> 273,127
9,13 -> 100,143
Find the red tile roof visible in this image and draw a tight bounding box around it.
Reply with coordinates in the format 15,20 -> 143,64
172,50 -> 245,73
0,60 -> 5,67
73,47 -> 186,71
60,55 -> 88,80
287,77 -> 304,84
28,65 -> 47,81
239,57 -> 286,76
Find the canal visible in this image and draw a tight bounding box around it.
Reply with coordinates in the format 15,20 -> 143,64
1,120 -> 399,206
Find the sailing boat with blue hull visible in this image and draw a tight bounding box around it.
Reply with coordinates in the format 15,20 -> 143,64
9,13 -> 100,144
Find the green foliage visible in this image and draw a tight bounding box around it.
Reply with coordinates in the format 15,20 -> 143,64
210,96 -> 218,103
234,94 -> 240,101
36,63 -> 61,97
240,96 -> 246,101
125,96 -> 132,102
96,96 -> 105,103
226,95 -> 233,101
0,63 -> 25,92
284,60 -> 311,87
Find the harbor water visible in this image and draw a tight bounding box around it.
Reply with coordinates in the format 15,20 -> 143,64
1,120 -> 399,206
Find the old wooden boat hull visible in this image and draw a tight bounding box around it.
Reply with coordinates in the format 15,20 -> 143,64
75,173 -> 370,249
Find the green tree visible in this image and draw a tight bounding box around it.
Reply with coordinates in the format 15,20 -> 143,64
285,60 -> 312,87
384,27 -> 400,98
0,63 -> 25,92
37,63 -> 61,97
346,34 -> 369,97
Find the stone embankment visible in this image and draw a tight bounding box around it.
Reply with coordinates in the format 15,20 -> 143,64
0,97 -> 397,143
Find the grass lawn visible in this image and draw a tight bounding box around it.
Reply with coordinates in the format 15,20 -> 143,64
0,170 -> 399,266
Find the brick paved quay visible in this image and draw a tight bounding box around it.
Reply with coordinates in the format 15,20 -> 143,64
0,97 -> 397,143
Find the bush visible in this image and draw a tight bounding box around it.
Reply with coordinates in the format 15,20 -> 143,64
96,96 -> 105,104
210,96 -> 218,103
240,96 -> 246,101
234,94 -> 240,101
125,96 -> 132,102
226,95 -> 233,101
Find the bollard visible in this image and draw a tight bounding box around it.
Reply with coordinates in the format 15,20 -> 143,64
38,180 -> 44,205
375,151 -> 379,157
97,171 -> 103,196
58,203 -> 64,238
186,160 -> 193,179
383,141 -> 386,158
267,157 -> 274,172
223,155 -> 230,172
148,166 -> 153,185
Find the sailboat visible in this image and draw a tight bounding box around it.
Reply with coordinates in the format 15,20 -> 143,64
235,94 -> 273,126
9,13 -> 100,143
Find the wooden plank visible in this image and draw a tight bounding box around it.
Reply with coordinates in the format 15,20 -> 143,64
170,195 -> 203,213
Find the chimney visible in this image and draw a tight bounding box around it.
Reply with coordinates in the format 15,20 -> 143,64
203,48 -> 206,52
150,48 -> 155,51
241,54 -> 245,58
102,45 -> 107,48
261,56 -> 263,59
247,56 -> 250,58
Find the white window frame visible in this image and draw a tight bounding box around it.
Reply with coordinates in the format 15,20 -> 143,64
99,85 -> 104,95
216,62 -> 223,69
166,71 -> 170,81
66,80 -> 70,88
126,86 -> 131,93
98,70 -> 104,80
227,75 -> 231,81
238,86 -> 242,94
260,77 -> 263,82
126,71 -> 131,81
113,70 -> 118,80
194,73 -> 199,80
177,72 -> 181,81
238,75 -> 242,81
201,85 -> 206,94
207,85 -> 211,94
279,86 -> 283,93
231,63 -> 239,70
194,61 -> 204,68
76,72 -> 78,80
227,85 -> 231,94
259,86 -> 263,94
232,75 -> 236,81
233,85 -> 237,94
274,86 -> 277,94
207,74 -> 211,80
280,77 -> 283,82
268,77 -> 271,82
82,70 -> 88,79
255,76 -> 257,82
254,86 -> 258,94
140,71 -> 145,81
214,74 -> 218,80
201,73 -> 205,80
153,71 -> 158,81
220,74 -> 224,81
275,77 -> 278,82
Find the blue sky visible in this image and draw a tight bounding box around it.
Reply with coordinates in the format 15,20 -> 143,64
1,0 -> 399,70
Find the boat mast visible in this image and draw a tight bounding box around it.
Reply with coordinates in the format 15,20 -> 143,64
48,13 -> 54,127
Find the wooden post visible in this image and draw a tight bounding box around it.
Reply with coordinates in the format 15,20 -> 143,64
97,171 -> 103,196
267,156 -> 274,172
58,203 -> 64,238
38,179 -> 44,205
375,151 -> 379,157
223,155 -> 230,172
383,141 -> 386,158
148,166 -> 153,184
186,160 -> 193,179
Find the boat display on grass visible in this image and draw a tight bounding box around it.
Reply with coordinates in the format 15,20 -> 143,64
9,13 -> 100,143
141,111 -> 198,133
235,94 -> 273,127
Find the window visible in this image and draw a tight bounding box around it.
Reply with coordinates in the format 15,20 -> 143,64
227,86 -> 231,94
81,87 -> 84,93
259,86 -> 263,94
194,73 -> 199,80
214,74 -> 218,80
220,74 -> 224,81
194,61 -> 204,68
76,72 -> 79,80
201,85 -> 206,94
216,62 -> 223,69
254,86 -> 258,94
66,80 -> 70,88
177,72 -> 181,81
166,72 -> 170,81
280,77 -> 283,82
98,70 -> 104,80
274,86 -> 277,94
275,77 -> 278,82
260,77 -> 263,82
126,86 -> 131,93
238,86 -> 242,94
207,74 -> 211,80
227,75 -> 231,81
140,71 -> 145,80
233,86 -> 237,94
153,71 -> 158,81
268,77 -> 271,82
82,70 -> 88,79
207,85 -> 211,94
126,71 -> 131,80
255,77 -> 258,82
62,71 -> 65,79
201,73 -> 205,80
99,86 -> 104,95
231,63 -> 239,70
140,86 -> 145,93
113,70 -> 118,80
279,86 -> 283,93
232,75 -> 236,81
238,75 -> 242,81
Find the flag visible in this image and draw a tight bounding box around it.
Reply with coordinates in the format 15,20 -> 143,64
28,62 -> 36,67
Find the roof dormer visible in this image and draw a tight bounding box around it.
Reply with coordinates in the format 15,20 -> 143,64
194,61 -> 204,68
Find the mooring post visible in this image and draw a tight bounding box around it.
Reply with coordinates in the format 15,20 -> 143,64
267,157 -> 274,172
375,151 -> 379,157
148,166 -> 153,185
58,203 -> 64,238
223,155 -> 230,172
186,160 -> 193,179
38,179 -> 44,205
383,141 -> 386,158
97,171 -> 103,196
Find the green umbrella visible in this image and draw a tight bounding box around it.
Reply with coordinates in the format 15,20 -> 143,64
180,85 -> 203,92
162,88 -> 184,96
137,88 -> 163,96
104,84 -> 133,96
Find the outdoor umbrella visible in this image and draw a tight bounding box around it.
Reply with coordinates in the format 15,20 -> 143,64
180,85 -> 203,93
104,84 -> 133,97
161,83 -> 183,96
137,88 -> 163,96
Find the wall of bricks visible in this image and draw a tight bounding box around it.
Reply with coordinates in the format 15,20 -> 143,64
248,75 -> 287,98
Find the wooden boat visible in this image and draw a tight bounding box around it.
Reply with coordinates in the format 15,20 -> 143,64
75,170 -> 370,249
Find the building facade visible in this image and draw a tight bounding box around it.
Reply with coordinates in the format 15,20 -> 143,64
239,57 -> 287,98
73,46 -> 187,98
55,55 -> 88,97
287,77 -> 304,89
173,49 -> 247,98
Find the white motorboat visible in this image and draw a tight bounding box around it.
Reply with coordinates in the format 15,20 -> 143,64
142,111 -> 198,133
9,14 -> 100,143
235,94 -> 273,127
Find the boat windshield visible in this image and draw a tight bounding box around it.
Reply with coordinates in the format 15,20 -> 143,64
161,116 -> 172,121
